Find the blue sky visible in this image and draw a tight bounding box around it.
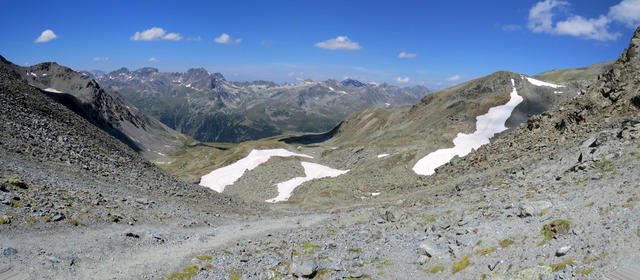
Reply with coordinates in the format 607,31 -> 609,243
1,0 -> 639,88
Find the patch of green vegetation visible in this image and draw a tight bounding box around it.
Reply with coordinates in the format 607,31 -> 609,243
477,247 -> 495,256
5,211 -> 17,217
594,159 -> 614,172
196,255 -> 212,261
348,248 -> 363,254
67,219 -> 83,226
475,240 -> 482,246
622,203 -> 634,209
577,268 -> 594,275
452,255 -> 470,274
500,239 -> 514,248
24,217 -> 38,224
540,220 -> 571,245
539,208 -> 550,216
7,178 -> 26,188
228,269 -> 242,280
0,217 -> 8,224
11,200 -> 24,208
637,229 -> 640,238
301,243 -> 321,250
428,264 -> 445,273
550,259 -> 573,272
583,202 -> 594,207
167,266 -> 199,279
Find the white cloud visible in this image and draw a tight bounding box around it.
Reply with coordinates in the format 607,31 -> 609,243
502,24 -> 522,31
148,57 -> 158,62
398,51 -> 417,58
35,29 -> 57,43
93,57 -> 109,62
131,27 -> 182,41
528,0 -> 568,33
447,75 -> 461,81
608,0 -> 640,28
396,77 -> 410,83
214,33 -> 242,44
555,15 -> 620,41
527,0 -> 624,41
314,36 -> 362,50
162,32 -> 183,41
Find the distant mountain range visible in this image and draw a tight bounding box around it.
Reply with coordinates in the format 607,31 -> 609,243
88,68 -> 431,142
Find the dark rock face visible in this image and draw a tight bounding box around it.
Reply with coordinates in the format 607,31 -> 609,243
93,69 -> 431,143
4,59 -> 188,157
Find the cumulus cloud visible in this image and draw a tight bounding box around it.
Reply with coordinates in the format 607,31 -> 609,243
314,36 -> 362,50
528,0 -> 568,33
502,24 -> 522,31
396,77 -> 410,83
555,15 -> 619,41
214,33 -> 242,44
35,29 -> 57,43
93,57 -> 109,62
131,27 -> 182,41
447,75 -> 461,81
526,0 -> 631,41
148,57 -> 158,62
608,0 -> 640,28
398,51 -> 417,58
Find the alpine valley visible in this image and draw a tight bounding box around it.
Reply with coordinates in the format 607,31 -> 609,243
1,13 -> 640,280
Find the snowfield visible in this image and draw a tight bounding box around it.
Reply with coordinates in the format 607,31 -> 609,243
525,77 -> 564,88
43,88 -> 63,93
377,154 -> 389,158
199,149 -> 312,193
265,162 -> 349,203
413,79 -> 524,176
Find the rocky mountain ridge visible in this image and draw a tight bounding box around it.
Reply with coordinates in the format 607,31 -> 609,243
1,57 -> 191,158
91,68 -> 431,142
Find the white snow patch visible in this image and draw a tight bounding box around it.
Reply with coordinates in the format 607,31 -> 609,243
200,149 -> 312,193
384,103 -> 391,107
377,154 -> 390,158
525,77 -> 564,88
553,91 -> 563,94
371,192 -> 381,196
43,88 -> 63,93
28,72 -> 37,77
413,79 -> 524,176
328,86 -> 335,92
42,73 -> 47,76
265,162 -> 349,203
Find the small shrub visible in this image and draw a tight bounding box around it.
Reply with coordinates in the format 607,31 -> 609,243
577,268 -> 594,275
11,200 -> 24,208
550,259 -> 573,272
7,178 -> 26,188
0,217 -> 8,224
540,220 -> 571,245
477,247 -> 495,256
452,255 -> 470,274
196,255 -> 212,261
500,239 -> 514,248
428,264 -> 445,273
